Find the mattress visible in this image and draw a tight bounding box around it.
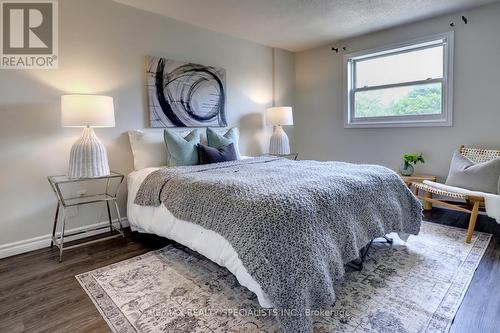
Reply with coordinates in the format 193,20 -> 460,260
127,167 -> 273,308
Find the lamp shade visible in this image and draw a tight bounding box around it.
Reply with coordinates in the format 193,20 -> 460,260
266,106 -> 293,126
61,95 -> 115,127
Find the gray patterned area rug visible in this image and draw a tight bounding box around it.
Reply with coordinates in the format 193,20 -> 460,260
76,222 -> 491,333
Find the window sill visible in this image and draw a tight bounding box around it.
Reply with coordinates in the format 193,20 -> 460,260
344,118 -> 452,128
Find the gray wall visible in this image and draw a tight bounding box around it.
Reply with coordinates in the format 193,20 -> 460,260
0,0 -> 295,246
295,2 -> 500,180
2,0 -> 497,249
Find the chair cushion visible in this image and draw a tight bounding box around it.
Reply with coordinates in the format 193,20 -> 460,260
163,129 -> 201,166
206,127 -> 241,159
197,143 -> 237,165
445,150 -> 500,194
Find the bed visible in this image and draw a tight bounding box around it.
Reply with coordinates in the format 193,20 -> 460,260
127,145 -> 422,332
127,165 -> 273,308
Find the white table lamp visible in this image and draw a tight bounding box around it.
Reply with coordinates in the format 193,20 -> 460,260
61,95 -> 115,178
266,106 -> 293,155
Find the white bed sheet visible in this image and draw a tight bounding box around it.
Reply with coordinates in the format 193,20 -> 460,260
127,167 -> 273,308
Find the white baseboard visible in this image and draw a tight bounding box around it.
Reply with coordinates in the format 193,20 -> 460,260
0,218 -> 129,259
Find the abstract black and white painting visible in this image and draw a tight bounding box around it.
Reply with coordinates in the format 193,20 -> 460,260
147,56 -> 227,127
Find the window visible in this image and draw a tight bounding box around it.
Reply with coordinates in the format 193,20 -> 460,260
344,32 -> 454,128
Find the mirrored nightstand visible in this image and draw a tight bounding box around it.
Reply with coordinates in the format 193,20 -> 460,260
47,172 -> 125,262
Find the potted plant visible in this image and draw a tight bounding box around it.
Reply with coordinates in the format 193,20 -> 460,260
400,153 -> 425,176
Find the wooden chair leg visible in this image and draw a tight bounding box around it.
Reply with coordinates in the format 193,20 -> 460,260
466,201 -> 480,243
423,191 -> 433,210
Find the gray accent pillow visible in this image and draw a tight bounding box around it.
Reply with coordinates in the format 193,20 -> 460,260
163,129 -> 201,167
445,150 -> 500,194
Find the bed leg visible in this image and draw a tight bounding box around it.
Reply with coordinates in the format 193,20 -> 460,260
348,240 -> 374,271
382,236 -> 393,244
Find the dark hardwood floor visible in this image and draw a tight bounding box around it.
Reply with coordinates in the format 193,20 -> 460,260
425,209 -> 500,333
0,232 -> 171,333
0,209 -> 498,333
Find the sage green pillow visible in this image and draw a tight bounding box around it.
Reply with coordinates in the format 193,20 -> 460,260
163,129 -> 201,166
206,127 -> 241,159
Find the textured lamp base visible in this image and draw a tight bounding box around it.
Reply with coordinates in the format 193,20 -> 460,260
269,125 -> 290,155
68,127 -> 110,178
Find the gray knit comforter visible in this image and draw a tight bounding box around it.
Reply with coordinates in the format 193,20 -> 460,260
135,157 -> 422,333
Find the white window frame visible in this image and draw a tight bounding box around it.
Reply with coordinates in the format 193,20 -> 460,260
343,31 -> 454,128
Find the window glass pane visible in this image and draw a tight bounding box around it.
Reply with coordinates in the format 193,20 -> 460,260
354,82 -> 442,118
355,45 -> 443,88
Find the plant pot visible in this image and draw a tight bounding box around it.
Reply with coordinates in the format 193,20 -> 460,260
399,163 -> 414,176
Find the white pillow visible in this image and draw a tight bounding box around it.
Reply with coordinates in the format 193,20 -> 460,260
128,129 -> 168,170
128,128 -> 241,170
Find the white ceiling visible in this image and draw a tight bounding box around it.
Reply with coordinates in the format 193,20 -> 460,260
113,0 -> 498,52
